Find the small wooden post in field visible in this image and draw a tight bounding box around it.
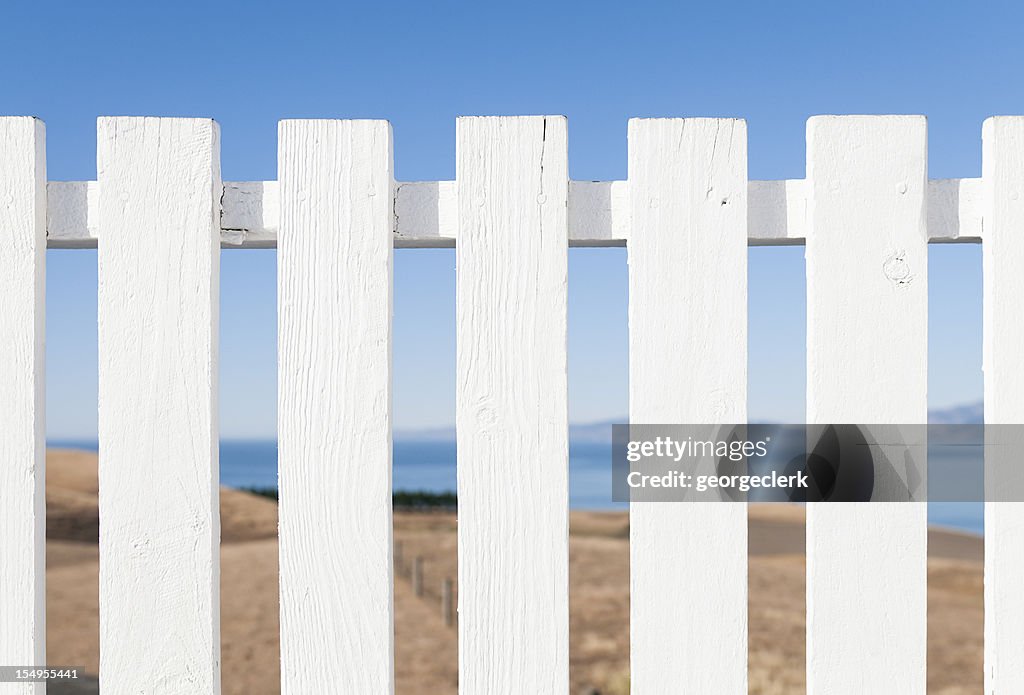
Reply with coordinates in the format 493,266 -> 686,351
413,556 -> 424,597
442,578 -> 454,627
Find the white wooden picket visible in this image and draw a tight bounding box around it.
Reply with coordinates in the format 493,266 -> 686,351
277,120 -> 396,693
804,116 -> 929,693
2,112 -> 1021,694
0,117 -> 46,695
982,116 -> 1024,693
455,116 -> 570,694
627,118 -> 748,693
96,117 -> 222,694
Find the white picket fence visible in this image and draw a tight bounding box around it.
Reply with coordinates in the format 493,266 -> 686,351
0,114 -> 1020,694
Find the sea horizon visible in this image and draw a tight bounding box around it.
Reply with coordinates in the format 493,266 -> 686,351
47,435 -> 984,536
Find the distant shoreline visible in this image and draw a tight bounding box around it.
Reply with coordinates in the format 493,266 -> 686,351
45,442 -> 985,536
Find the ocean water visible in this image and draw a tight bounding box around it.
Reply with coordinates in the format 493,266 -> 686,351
215,440 -> 627,510
49,439 -> 981,535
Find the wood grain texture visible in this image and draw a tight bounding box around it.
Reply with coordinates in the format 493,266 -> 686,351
0,117 -> 46,695
627,118 -> 748,693
455,116 -> 569,694
96,117 -> 221,695
982,116 -> 1024,694
43,177 -> 984,249
277,120 -> 395,693
805,116 -> 928,694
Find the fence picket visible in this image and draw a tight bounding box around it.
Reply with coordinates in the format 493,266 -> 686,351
96,117 -> 221,694
627,118 -> 749,693
277,120 -> 395,693
982,116 -> 1024,692
0,117 -> 46,695
805,116 -> 928,694
456,116 -> 569,694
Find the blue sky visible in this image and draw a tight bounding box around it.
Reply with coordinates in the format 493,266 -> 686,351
6,0 -> 1007,438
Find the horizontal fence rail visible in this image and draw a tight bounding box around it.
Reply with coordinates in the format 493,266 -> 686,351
3,113 -> 1023,695
46,176 -> 982,249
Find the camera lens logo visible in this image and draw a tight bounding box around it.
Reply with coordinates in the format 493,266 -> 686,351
712,424 -> 920,503
792,425 -> 875,501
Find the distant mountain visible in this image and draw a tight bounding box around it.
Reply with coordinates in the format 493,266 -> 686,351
394,425 -> 456,442
393,419 -> 624,444
928,401 -> 983,425
394,402 -> 984,443
568,420 -> 621,444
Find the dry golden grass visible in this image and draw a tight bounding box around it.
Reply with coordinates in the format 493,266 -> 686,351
46,449 -> 982,694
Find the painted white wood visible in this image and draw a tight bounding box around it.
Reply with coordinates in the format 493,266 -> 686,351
805,116 -> 928,694
41,177 -> 983,249
930,177 -> 982,243
96,117 -> 221,695
42,177 -> 985,249
568,179 -> 630,245
394,181 -> 457,247
277,120 -> 395,693
456,116 -> 569,694
47,180 -> 98,247
221,181 -> 278,247
5,115 -> 1011,695
627,118 -> 748,693
0,117 -> 46,695
982,116 -> 1024,694
749,178 -> 806,245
